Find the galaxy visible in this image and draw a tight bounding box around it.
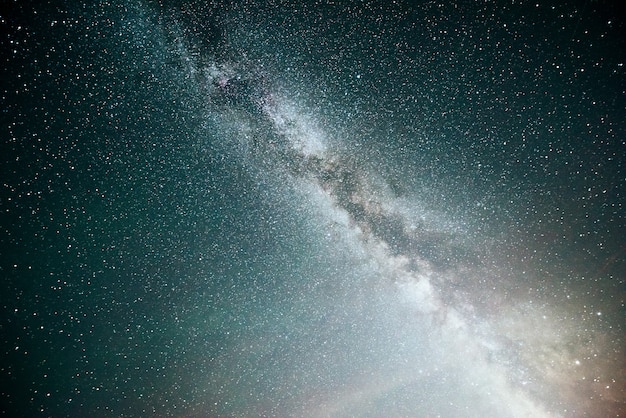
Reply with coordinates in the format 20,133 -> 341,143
1,1 -> 625,417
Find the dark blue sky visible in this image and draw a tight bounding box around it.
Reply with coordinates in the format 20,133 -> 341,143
1,1 -> 624,416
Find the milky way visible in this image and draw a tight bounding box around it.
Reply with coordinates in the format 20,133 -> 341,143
1,1 -> 624,417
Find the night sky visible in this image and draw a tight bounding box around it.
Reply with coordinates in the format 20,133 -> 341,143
1,1 -> 625,417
